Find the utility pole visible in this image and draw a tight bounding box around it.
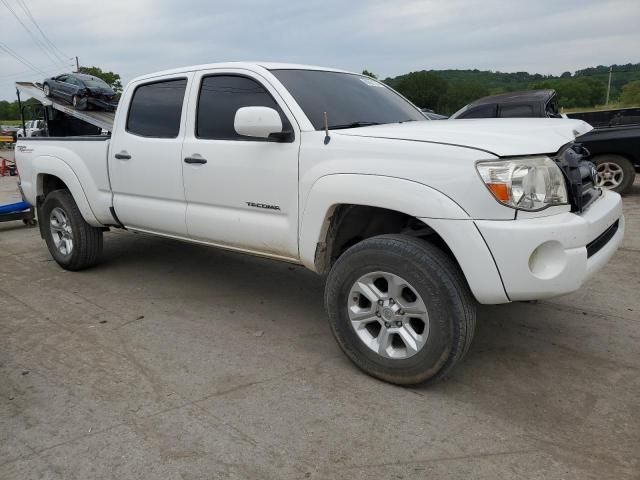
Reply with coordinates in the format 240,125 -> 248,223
75,56 -> 79,72
605,66 -> 612,105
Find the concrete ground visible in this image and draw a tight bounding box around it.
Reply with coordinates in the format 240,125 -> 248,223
1,167 -> 639,479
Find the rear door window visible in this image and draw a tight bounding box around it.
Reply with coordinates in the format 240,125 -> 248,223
126,79 -> 187,138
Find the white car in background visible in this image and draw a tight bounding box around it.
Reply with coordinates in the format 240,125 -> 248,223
16,119 -> 45,138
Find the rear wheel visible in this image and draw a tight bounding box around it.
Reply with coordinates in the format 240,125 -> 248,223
325,234 -> 477,385
43,83 -> 51,97
42,190 -> 103,270
593,154 -> 635,194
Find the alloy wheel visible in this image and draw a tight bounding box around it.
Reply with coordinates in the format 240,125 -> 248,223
348,271 -> 429,359
49,207 -> 74,256
596,162 -> 624,189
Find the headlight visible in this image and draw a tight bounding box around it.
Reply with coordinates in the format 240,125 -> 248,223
476,157 -> 568,211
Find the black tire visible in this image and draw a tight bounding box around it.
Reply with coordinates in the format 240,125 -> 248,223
43,83 -> 51,97
41,189 -> 103,270
72,95 -> 87,111
593,154 -> 635,194
325,234 -> 477,386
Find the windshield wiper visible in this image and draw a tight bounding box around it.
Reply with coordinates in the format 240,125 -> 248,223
328,121 -> 381,130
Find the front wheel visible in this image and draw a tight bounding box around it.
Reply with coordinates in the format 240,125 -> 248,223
41,190 -> 103,270
325,234 -> 477,386
43,83 -> 51,97
593,154 -> 636,194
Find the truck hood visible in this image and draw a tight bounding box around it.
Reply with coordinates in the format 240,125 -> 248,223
334,118 -> 593,157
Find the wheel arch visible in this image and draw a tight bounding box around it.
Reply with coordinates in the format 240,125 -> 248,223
34,156 -> 100,227
299,174 -> 509,304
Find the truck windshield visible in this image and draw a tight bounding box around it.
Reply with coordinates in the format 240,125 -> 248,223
270,69 -> 425,130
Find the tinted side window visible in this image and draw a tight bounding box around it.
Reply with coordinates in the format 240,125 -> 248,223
197,75 -> 283,140
127,79 -> 187,138
458,104 -> 497,119
499,104 -> 534,118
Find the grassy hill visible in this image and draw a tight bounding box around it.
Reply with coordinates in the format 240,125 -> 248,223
382,63 -> 640,114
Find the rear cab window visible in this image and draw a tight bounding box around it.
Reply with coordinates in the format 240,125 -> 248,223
126,79 -> 188,138
499,103 -> 535,118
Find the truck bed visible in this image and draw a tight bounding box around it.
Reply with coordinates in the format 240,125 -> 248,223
16,136 -> 115,226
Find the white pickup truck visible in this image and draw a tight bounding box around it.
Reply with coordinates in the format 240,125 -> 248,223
17,119 -> 45,138
16,62 -> 624,385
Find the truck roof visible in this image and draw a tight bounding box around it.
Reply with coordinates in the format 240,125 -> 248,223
467,89 -> 556,107
130,62 -> 354,83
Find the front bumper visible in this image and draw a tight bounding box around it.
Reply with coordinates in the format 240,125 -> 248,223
475,189 -> 624,302
86,96 -> 118,112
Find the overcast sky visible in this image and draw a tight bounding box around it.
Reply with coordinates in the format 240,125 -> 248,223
1,0 -> 639,101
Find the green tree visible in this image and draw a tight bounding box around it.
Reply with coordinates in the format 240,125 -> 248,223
78,66 -> 123,93
619,80 -> 640,106
440,82 -> 490,115
0,100 -> 18,120
361,69 -> 378,79
531,78 -> 606,108
392,71 -> 449,110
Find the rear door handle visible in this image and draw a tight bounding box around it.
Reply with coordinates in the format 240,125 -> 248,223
115,151 -> 131,160
184,157 -> 207,164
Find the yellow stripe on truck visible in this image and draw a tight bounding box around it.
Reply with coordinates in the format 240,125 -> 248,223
0,136 -> 14,142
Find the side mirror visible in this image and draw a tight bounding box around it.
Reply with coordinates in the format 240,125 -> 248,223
234,106 -> 291,141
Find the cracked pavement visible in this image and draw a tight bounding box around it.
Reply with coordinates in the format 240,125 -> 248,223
1,172 -> 639,479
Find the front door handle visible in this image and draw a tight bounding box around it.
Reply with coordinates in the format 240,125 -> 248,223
184,157 -> 207,164
115,151 -> 131,160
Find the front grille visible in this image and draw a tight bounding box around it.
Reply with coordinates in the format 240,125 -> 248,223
553,145 -> 599,213
586,220 -> 619,258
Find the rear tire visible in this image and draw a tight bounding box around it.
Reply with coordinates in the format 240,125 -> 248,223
41,190 -> 103,271
593,154 -> 635,194
325,234 -> 477,386
72,95 -> 86,110
43,83 -> 51,97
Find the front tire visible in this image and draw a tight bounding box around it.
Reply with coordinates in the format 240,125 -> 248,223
325,234 -> 477,386
41,190 -> 103,270
593,154 -> 635,194
43,83 -> 51,97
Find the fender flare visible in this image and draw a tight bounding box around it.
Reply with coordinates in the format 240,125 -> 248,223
298,174 -> 509,304
32,155 -> 101,226
299,174 -> 469,268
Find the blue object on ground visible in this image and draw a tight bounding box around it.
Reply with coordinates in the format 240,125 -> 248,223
0,201 -> 31,215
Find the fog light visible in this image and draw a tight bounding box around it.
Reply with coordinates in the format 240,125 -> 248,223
528,241 -> 567,279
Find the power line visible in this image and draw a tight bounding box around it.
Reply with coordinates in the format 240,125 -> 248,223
15,0 -> 70,64
0,41 -> 47,75
0,0 -> 68,69
0,62 -> 65,80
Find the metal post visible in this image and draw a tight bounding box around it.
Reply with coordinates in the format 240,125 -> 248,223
16,88 -> 26,135
605,66 -> 612,105
75,56 -> 80,72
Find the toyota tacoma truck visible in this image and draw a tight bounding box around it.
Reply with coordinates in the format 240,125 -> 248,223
15,63 -> 625,385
